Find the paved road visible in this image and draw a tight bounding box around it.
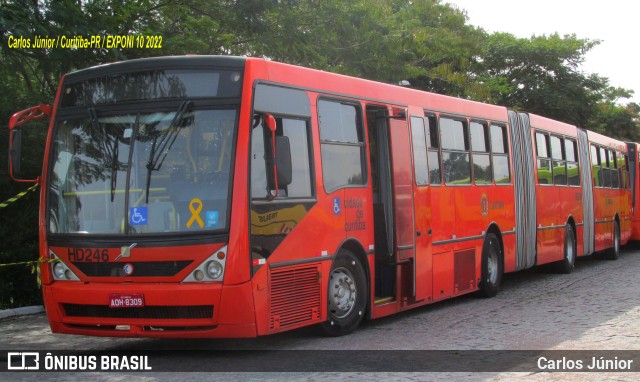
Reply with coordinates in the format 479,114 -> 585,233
1,248 -> 640,381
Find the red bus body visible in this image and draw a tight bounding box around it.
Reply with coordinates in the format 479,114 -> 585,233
8,56 -> 631,338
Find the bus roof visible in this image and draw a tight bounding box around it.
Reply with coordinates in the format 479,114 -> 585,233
527,113 -> 578,136
246,57 -> 510,123
587,129 -> 628,152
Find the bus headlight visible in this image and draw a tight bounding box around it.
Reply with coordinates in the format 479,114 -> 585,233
183,245 -> 227,283
206,261 -> 223,280
53,262 -> 66,279
49,250 -> 80,281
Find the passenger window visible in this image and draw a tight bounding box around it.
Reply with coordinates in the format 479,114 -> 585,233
565,139 -> 580,186
318,100 -> 366,192
490,124 -> 508,154
471,121 -> 488,152
536,132 -> 551,185
620,154 -> 630,189
565,139 -> 576,162
550,136 -> 567,185
591,145 -> 599,166
600,147 -> 611,188
536,132 -> 549,158
426,115 -> 441,185
610,150 -> 619,188
441,118 -> 468,151
471,121 -> 491,185
490,124 -> 510,184
411,116 -> 429,186
440,117 -> 470,185
591,145 -> 600,187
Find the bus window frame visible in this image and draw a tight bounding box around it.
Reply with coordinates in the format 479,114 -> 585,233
565,137 -> 581,188
317,96 -> 368,194
490,122 -> 511,186
535,130 -> 553,187
439,115 -> 472,187
469,119 -> 493,187
424,112 -> 441,187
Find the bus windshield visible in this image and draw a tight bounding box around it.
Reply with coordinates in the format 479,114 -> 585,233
47,107 -> 236,235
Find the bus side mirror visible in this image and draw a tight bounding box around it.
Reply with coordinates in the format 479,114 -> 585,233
8,104 -> 51,183
274,136 -> 292,187
266,136 -> 292,194
9,129 -> 22,178
263,113 -> 292,199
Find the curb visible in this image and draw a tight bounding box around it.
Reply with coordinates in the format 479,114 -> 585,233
0,305 -> 44,320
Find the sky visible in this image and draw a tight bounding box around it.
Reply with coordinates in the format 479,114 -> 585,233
446,0 -> 640,104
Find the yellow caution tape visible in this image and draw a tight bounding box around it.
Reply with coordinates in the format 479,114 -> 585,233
0,183 -> 39,209
0,257 -> 59,288
35,262 -> 40,288
0,183 -> 42,286
0,257 -> 60,268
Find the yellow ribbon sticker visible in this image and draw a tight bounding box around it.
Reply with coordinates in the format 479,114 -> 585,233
186,198 -> 204,228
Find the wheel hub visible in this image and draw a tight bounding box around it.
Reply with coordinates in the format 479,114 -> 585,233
487,245 -> 498,284
328,267 -> 357,318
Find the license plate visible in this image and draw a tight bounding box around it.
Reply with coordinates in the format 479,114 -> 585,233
109,293 -> 144,308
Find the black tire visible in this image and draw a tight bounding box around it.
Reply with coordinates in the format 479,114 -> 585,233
605,220 -> 620,260
556,224 -> 576,274
319,249 -> 368,336
478,233 -> 503,298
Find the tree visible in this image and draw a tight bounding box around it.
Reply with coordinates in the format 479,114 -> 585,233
475,32 -> 609,127
595,102 -> 640,141
398,0 -> 488,99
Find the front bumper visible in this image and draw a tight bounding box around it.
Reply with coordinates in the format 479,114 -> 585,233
42,281 -> 257,338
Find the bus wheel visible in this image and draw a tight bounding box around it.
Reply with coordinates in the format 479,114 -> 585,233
320,249 -> 367,336
478,233 -> 502,298
556,224 -> 576,274
605,220 -> 620,260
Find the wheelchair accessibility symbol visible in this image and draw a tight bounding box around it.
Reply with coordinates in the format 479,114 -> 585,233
333,197 -> 341,215
129,207 -> 148,226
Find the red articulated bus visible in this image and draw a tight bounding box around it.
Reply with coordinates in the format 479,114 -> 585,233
7,56 -> 631,338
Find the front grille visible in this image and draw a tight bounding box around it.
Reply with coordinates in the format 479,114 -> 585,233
62,304 -> 213,319
71,261 -> 192,277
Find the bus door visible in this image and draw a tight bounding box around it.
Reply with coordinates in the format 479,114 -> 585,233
367,105 -> 429,307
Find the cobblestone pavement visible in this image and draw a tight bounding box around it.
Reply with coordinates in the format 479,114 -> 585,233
1,248 -> 639,381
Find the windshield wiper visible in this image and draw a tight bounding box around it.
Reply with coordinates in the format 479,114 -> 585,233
144,100 -> 192,203
88,107 -> 119,202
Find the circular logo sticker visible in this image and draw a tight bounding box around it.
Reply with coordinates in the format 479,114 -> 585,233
123,263 -> 134,276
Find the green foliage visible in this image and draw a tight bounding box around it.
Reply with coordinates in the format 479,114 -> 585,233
397,0 -> 488,99
1,0 -> 639,309
591,101 -> 640,141
471,31 -> 638,136
476,32 -> 606,126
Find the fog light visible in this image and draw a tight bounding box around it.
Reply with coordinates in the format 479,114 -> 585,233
194,269 -> 204,281
206,260 -> 223,279
53,262 -> 67,279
